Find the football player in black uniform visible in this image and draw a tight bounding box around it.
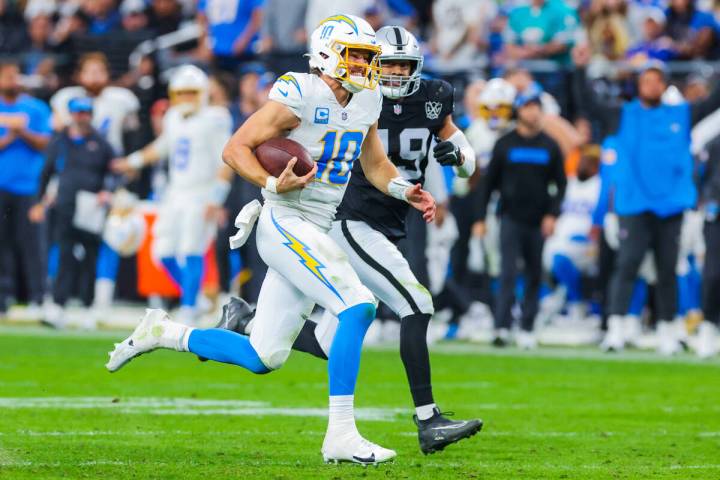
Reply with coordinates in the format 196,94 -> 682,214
214,26 -> 482,454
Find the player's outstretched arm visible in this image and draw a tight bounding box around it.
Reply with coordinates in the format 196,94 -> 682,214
222,100 -> 316,193
359,122 -> 436,222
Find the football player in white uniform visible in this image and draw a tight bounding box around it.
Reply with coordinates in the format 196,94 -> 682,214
541,145 -> 601,324
50,52 -> 141,322
106,15 -> 435,464
111,65 -> 234,322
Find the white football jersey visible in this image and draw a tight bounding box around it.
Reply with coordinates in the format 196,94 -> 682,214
51,86 -> 140,155
555,175 -> 601,241
265,72 -> 383,231
465,119 -> 502,169
153,105 -> 233,194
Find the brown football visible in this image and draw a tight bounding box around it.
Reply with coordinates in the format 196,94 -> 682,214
255,137 -> 314,178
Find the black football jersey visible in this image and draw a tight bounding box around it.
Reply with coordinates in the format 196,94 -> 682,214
335,79 -> 454,240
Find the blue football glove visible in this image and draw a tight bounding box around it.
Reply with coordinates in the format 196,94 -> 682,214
433,140 -> 462,167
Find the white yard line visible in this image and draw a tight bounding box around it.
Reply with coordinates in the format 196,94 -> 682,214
0,396 -> 405,421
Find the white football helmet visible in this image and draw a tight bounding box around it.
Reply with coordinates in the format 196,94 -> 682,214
478,78 -> 516,131
376,26 -> 423,99
308,14 -> 381,93
168,64 -> 209,114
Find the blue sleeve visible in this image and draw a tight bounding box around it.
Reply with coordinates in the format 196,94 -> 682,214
197,0 -> 206,13
387,0 -> 417,16
592,160 -> 614,227
592,174 -> 610,227
29,101 -> 51,135
691,11 -> 715,30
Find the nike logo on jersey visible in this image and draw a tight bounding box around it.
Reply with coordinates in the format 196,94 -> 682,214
352,453 -> 375,464
277,89 -> 288,97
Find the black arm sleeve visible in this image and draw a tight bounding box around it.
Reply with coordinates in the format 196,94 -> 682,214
548,141 -> 567,217
691,83 -> 720,127
573,67 -> 622,137
37,136 -> 58,201
475,140 -> 503,222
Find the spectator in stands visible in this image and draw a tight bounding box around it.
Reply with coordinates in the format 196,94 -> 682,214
83,0 -> 122,35
258,0 -> 308,75
504,0 -> 579,65
197,0 -> 264,72
665,0 -> 717,59
626,7 -> 678,62
586,0 -> 631,60
0,60 -> 51,315
21,3 -> 60,95
573,44 -> 720,354
304,0 -> 374,35
120,0 -> 151,34
32,97 -> 115,327
0,0 -> 28,55
148,0 -> 183,36
475,85 -> 567,349
427,0 -> 497,73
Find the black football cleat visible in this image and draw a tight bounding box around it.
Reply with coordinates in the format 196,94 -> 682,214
215,296 -> 255,334
414,408 -> 483,455
197,297 -> 255,362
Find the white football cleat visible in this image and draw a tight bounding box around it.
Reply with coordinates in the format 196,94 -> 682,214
656,320 -> 682,356
622,315 -> 642,347
601,315 -> 625,352
321,429 -> 396,465
695,322 -> 719,359
106,309 -> 188,372
515,330 -> 538,350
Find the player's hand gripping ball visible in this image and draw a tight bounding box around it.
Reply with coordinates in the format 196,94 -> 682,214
433,140 -> 463,167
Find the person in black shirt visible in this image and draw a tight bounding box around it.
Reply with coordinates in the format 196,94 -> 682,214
212,26 -> 482,454
698,136 -> 720,358
475,86 -> 567,349
30,97 -> 115,327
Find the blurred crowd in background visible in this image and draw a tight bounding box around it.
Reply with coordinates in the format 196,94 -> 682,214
1,0 -> 720,357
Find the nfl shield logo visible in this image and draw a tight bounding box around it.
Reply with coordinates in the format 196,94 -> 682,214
341,111 -> 348,121
393,104 -> 402,115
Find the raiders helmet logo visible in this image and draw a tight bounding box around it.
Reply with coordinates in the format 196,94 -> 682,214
425,101 -> 442,120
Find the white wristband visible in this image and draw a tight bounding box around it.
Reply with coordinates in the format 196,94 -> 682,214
265,176 -> 278,194
127,152 -> 144,169
387,176 -> 413,202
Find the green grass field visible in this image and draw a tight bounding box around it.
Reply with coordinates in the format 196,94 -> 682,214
0,326 -> 719,479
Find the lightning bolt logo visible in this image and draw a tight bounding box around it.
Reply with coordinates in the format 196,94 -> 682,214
319,15 -> 359,34
277,74 -> 302,98
271,210 -> 345,304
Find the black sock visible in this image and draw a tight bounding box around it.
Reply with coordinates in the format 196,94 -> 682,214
400,313 -> 434,407
291,320 -> 328,360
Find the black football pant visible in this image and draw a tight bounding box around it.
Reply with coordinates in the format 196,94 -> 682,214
495,216 -> 544,332
53,212 -> 100,307
608,212 -> 682,321
0,190 -> 45,307
450,188 -> 489,304
703,220 -> 720,326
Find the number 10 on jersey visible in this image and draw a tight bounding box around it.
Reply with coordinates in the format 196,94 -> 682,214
316,130 -> 363,185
